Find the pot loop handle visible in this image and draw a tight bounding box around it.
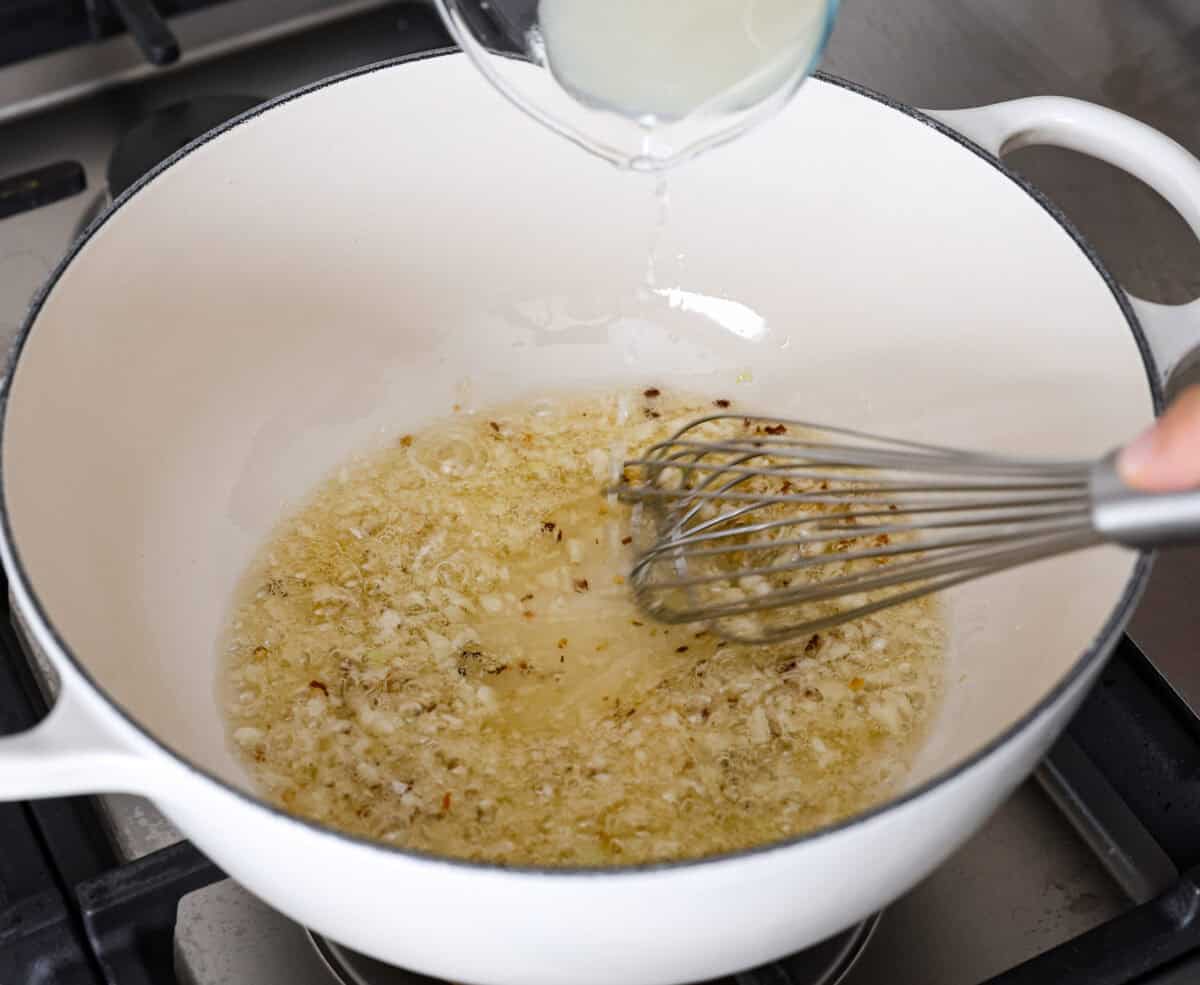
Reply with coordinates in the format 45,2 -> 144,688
927,97 -> 1200,389
0,657 -> 151,799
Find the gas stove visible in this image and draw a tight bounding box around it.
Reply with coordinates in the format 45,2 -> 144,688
2,2 -> 1200,984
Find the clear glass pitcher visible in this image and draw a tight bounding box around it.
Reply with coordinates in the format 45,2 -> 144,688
433,0 -> 841,171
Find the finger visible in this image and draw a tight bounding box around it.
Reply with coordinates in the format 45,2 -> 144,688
1118,384 -> 1200,492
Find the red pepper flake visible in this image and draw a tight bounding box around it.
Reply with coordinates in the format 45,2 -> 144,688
675,645 -> 689,653
621,536 -> 633,545
643,387 -> 661,398
308,680 -> 329,695
574,578 -> 589,592
714,399 -> 731,408
441,792 -> 452,812
764,424 -> 788,435
522,611 -> 535,620
849,677 -> 865,691
541,521 -> 556,534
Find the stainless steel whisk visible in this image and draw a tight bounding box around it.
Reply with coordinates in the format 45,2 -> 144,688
612,414 -> 1200,644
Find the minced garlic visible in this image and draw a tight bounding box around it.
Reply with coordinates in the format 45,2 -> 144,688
222,389 -> 945,866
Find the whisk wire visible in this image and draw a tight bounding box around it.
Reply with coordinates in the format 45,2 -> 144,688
640,512 -> 1094,574
615,414 -> 1108,644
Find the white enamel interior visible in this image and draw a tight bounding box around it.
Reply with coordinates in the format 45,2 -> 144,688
0,55 -> 1154,983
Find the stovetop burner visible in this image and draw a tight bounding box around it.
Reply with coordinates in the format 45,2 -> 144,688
308,918 -> 880,985
107,93 -> 264,198
70,92 -> 265,241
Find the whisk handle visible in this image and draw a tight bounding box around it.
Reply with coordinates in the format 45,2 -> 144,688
1091,455 -> 1200,549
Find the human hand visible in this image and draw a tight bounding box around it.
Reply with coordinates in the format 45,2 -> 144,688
1118,385 -> 1200,492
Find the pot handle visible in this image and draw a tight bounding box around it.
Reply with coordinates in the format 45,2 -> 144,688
0,666 -> 153,799
926,97 -> 1200,387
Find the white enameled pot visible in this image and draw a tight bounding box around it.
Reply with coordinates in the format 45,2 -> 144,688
1,52 -> 1198,985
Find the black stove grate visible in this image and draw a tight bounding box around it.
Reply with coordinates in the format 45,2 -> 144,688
0,572 -> 104,985
983,644 -> 1200,985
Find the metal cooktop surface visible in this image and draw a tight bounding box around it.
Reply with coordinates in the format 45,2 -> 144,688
1,2 -> 1199,984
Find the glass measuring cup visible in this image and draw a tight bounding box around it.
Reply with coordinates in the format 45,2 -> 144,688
433,0 -> 841,171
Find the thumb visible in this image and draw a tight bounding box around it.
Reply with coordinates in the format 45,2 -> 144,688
1118,384 -> 1200,492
